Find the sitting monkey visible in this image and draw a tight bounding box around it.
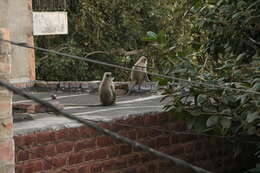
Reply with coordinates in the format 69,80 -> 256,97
99,72 -> 116,106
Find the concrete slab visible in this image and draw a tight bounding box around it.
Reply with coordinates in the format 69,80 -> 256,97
13,90 -> 166,135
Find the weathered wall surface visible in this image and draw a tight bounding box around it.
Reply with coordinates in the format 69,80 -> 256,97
14,112 -> 252,173
0,0 -> 35,84
0,28 -> 15,173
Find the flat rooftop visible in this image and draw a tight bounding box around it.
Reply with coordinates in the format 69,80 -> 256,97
13,90 -> 165,135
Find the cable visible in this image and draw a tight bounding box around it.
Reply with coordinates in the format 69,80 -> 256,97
0,80 -> 212,173
1,39 -> 260,95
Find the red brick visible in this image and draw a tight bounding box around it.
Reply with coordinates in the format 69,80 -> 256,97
144,115 -> 157,126
45,144 -> 56,156
136,129 -> 148,139
94,149 -> 107,160
171,134 -> 180,144
16,149 -> 29,161
103,159 -> 116,171
128,130 -> 137,140
166,122 -> 187,131
195,160 -> 213,171
56,141 -> 74,153
52,156 -> 67,167
148,163 -> 158,173
107,146 -> 120,158
23,160 -> 43,173
69,153 -> 84,165
185,153 -> 195,163
157,136 -> 170,147
96,136 -> 113,147
114,158 -> 127,169
143,139 -> 157,149
139,152 -> 156,163
64,167 -> 79,173
158,161 -> 172,169
55,128 -> 69,141
79,165 -> 91,172
15,165 -> 23,173
24,164 -> 34,173
157,113 -> 170,123
149,129 -> 161,137
14,136 -> 24,146
136,166 -> 147,173
79,126 -> 98,137
131,115 -> 145,126
91,163 -> 102,172
194,140 -> 203,151
30,146 -> 45,159
75,138 -> 96,152
84,151 -> 94,161
122,167 -> 137,173
43,160 -> 53,170
120,144 -> 132,155
168,144 -> 184,155
37,131 -> 55,144
195,151 -> 208,161
127,154 -> 140,166
183,142 -> 194,153
99,122 -> 116,131
23,134 -> 37,146
69,127 -> 81,139
33,160 -> 44,172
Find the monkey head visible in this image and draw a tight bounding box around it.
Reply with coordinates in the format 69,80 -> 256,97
102,72 -> 114,81
139,56 -> 148,63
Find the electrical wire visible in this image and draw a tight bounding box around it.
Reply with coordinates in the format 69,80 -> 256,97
0,80 -> 213,173
1,39 -> 260,95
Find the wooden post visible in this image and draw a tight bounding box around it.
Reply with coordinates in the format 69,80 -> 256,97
0,28 -> 15,173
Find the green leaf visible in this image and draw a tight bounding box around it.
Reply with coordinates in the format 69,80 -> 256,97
197,94 -> 208,106
206,116 -> 219,127
247,127 -> 257,135
220,117 -> 231,129
236,94 -> 250,105
235,53 -> 246,65
247,112 -> 259,123
146,31 -> 157,39
190,109 -> 202,116
253,83 -> 260,91
252,78 -> 260,85
220,109 -> 231,115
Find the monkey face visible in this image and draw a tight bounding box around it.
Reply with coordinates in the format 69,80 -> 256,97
103,72 -> 114,81
140,56 -> 147,63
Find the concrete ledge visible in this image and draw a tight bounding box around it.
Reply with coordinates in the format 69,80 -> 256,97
12,80 -> 158,92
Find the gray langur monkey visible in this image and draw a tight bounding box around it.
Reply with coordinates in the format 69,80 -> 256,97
62,72 -> 116,107
127,56 -> 149,94
99,72 -> 116,106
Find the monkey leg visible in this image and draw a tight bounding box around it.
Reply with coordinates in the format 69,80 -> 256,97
127,81 -> 136,95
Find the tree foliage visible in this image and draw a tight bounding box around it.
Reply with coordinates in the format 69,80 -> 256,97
141,0 -> 260,170
35,0 -> 174,81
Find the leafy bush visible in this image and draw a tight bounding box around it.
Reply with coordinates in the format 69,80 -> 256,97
141,0 -> 260,170
35,0 -> 175,81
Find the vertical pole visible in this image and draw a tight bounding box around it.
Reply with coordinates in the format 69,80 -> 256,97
0,28 -> 15,173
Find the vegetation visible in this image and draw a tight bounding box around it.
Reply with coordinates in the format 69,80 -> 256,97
146,0 -> 260,171
35,0 -> 260,171
35,0 -> 174,81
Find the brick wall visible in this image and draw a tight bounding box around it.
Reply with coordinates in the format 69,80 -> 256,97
0,28 -> 15,173
14,112 -> 252,173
